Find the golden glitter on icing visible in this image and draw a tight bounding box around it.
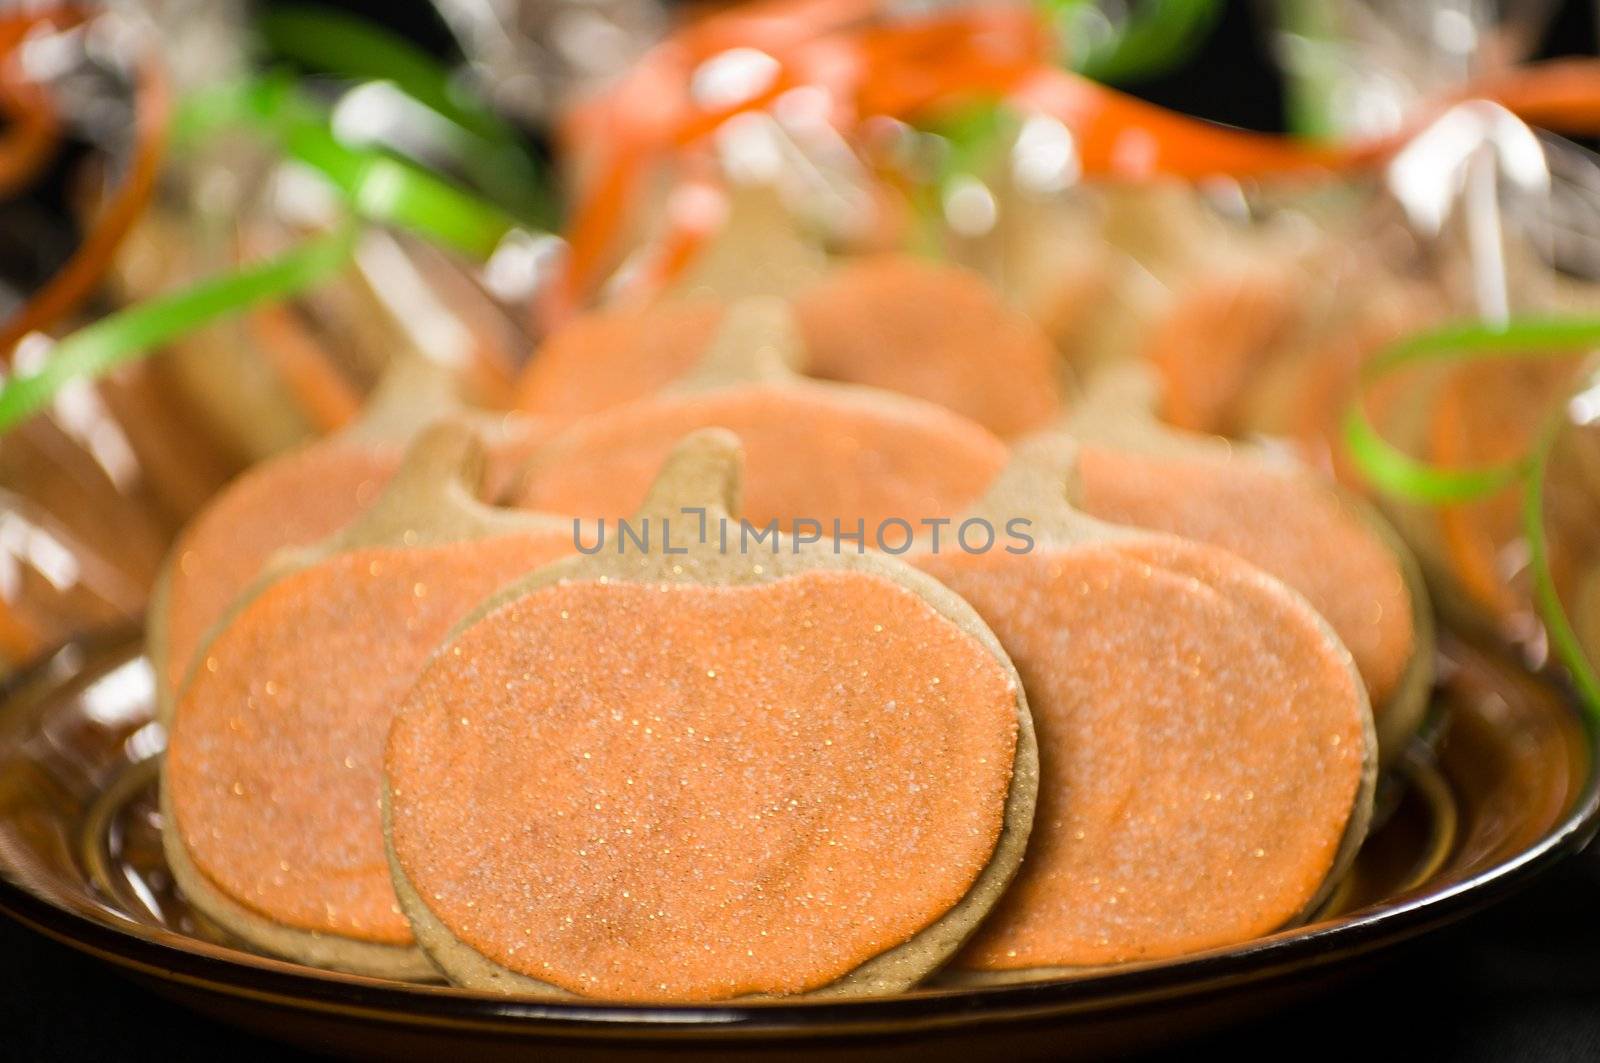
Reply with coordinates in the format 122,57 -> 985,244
916,539 -> 1366,968
386,571 -> 1019,1001
161,442 -> 404,692
1075,444 -> 1414,709
167,530 -> 573,944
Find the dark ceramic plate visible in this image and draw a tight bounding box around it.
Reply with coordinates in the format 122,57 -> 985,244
0,631 -> 1595,1061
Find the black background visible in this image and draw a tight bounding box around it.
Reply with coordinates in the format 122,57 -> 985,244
11,1 -> 1600,1059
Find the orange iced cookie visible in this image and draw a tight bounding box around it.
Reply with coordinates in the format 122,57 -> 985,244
515,257 -> 1061,438
150,439 -> 402,698
1076,449 -> 1419,727
149,358 -> 553,718
1143,271 -> 1296,434
163,423 -> 574,978
792,256 -> 1063,438
914,434 -> 1374,976
515,299 -> 1008,531
387,430 -> 1037,1000
1066,364 -> 1431,762
1233,258 -> 1444,483
1078,184 -> 1304,434
511,184 -> 806,426
513,297 -> 724,424
519,383 -> 1004,531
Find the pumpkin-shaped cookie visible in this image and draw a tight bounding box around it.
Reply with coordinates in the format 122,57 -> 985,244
516,236 -> 1061,437
148,359 -> 551,721
386,429 -> 1038,1000
792,255 -> 1063,438
915,432 -> 1375,978
161,421 -> 574,978
1065,362 -> 1432,762
1059,185 -> 1304,433
513,298 -> 1008,532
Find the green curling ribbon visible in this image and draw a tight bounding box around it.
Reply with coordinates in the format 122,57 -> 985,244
1343,314 -> 1600,721
1042,0 -> 1222,84
257,5 -> 555,227
175,74 -> 520,260
260,6 -> 506,146
1342,316 -> 1600,504
911,1 -> 1220,247
0,225 -> 357,434
1523,414 -> 1600,720
1275,0 -> 1342,140
0,67 -> 538,437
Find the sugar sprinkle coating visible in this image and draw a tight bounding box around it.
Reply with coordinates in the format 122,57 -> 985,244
917,539 -> 1368,968
387,571 -> 1020,1001
160,441 -> 402,691
167,531 -> 572,944
1076,444 -> 1414,710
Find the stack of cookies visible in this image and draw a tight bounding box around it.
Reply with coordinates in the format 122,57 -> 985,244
154,234 -> 1427,1002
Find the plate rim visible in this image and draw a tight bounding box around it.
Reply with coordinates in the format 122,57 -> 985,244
1,638 -> 1598,1040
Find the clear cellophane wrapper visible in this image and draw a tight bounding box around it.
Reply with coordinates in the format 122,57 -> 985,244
8,0 -> 1600,689
0,3 -> 527,680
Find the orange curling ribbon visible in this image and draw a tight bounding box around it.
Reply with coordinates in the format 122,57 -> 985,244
550,2 -> 1177,309
851,3 -> 1054,114
1010,67 -> 1346,178
557,1 -> 1600,315
0,6 -> 170,359
0,81 -> 57,201
556,36 -> 819,306
0,11 -> 63,201
674,0 -> 881,59
1461,58 -> 1600,137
